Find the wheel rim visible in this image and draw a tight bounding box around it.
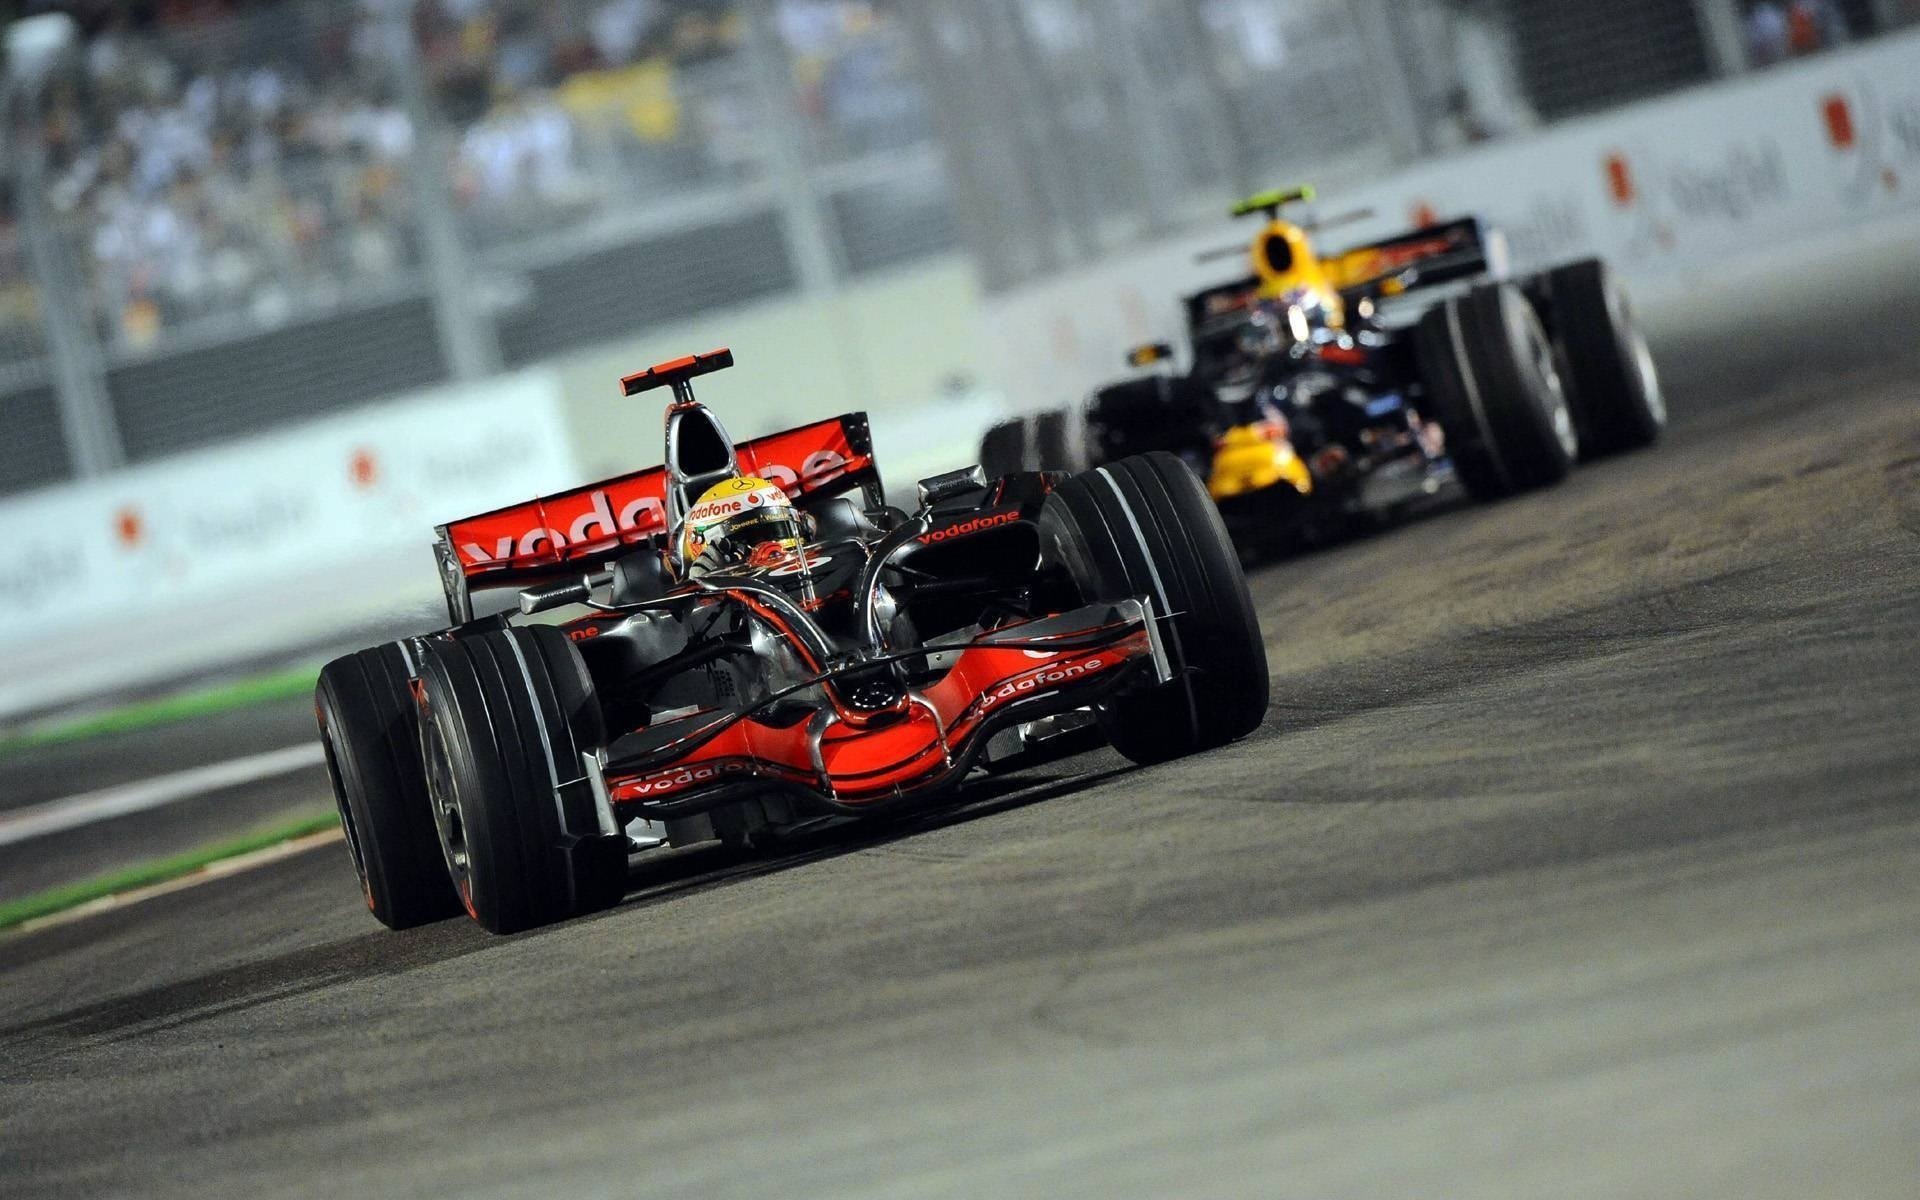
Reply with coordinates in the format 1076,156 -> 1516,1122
418,711 -> 473,908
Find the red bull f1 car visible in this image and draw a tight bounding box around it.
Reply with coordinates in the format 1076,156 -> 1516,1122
317,349 -> 1268,933
982,187 -> 1666,557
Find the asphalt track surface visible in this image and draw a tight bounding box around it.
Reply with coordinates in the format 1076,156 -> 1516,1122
3,275 -> 1918,1198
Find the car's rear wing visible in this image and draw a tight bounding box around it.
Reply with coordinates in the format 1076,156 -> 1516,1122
1324,216 -> 1506,299
432,413 -> 880,624
1182,276 -> 1263,332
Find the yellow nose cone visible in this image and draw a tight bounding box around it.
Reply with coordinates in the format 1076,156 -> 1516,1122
1208,424 -> 1313,500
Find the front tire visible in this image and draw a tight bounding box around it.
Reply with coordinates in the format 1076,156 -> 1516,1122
1542,258 -> 1665,457
1041,452 -> 1269,765
417,627 -> 628,934
316,644 -> 461,930
1415,282 -> 1578,500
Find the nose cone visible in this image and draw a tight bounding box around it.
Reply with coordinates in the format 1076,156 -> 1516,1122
1208,425 -> 1313,501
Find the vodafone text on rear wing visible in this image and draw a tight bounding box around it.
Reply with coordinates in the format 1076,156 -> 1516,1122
432,413 -> 881,624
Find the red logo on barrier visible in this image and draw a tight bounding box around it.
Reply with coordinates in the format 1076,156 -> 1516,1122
1823,94 -> 1856,150
1605,153 -> 1636,208
350,448 -> 378,489
115,507 -> 144,549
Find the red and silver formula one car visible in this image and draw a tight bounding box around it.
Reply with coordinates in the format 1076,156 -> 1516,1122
317,349 -> 1268,933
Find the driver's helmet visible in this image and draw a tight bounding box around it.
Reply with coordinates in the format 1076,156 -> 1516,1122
679,476 -> 803,576
1276,287 -> 1334,340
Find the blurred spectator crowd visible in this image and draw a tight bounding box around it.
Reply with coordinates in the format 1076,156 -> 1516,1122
0,184 -> 41,370
10,0 -> 922,352
1744,0 -> 1851,66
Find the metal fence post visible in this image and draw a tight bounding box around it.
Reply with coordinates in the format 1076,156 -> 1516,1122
896,2 -> 1029,290
1106,0 -> 1181,239
1693,0 -> 1755,76
1353,0 -> 1433,163
1169,0 -> 1254,198
1869,0 -> 1915,31
11,93 -> 121,476
742,0 -> 847,297
984,0 -> 1102,265
382,0 -> 501,381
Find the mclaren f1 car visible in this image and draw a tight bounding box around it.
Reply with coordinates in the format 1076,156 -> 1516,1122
981,186 -> 1666,556
317,348 -> 1268,933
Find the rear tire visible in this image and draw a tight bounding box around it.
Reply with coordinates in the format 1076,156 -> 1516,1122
1041,452 -> 1269,765
1542,258 -> 1665,457
1088,375 -> 1214,466
1033,408 -> 1083,472
979,418 -> 1029,479
316,644 -> 462,929
417,627 -> 628,934
1416,283 -> 1578,500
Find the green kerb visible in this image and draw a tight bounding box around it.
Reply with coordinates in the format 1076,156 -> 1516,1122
0,809 -> 341,932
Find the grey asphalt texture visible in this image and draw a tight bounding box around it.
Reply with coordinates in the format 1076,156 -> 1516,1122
2,275 -> 1917,1198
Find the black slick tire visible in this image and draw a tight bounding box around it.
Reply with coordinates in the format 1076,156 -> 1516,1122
1040,451 -> 1269,765
979,418 -> 1029,478
1542,258 -> 1666,457
1033,407 -> 1082,472
1415,282 -> 1578,500
416,627 -> 627,934
316,643 -> 461,930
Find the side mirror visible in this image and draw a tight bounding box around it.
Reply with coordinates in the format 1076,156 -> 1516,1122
917,465 -> 988,508
1127,341 -> 1174,369
519,571 -> 612,615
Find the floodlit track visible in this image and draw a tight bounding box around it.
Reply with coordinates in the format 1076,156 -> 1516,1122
2,290 -> 1917,1199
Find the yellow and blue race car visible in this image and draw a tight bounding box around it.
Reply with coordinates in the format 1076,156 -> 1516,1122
982,187 -> 1665,557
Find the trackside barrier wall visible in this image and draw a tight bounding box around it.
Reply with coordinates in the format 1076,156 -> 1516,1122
977,30 -> 1920,410
0,374 -> 581,719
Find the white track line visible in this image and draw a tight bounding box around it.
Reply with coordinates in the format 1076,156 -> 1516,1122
0,744 -> 327,848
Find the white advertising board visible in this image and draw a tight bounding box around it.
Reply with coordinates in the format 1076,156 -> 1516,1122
0,370 -> 581,717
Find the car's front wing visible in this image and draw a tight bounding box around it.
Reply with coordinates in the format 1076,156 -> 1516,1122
594,599 -> 1168,818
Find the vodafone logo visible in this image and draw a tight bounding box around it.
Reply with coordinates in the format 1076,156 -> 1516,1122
457,452 -> 846,570
919,510 -> 1019,545
691,498 -> 746,520
621,760 -> 754,798
462,487 -> 667,567
982,657 -> 1108,711
687,481 -> 786,528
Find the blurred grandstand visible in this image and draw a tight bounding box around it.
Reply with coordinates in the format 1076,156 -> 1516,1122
0,0 -> 1914,499
0,0 -> 949,489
